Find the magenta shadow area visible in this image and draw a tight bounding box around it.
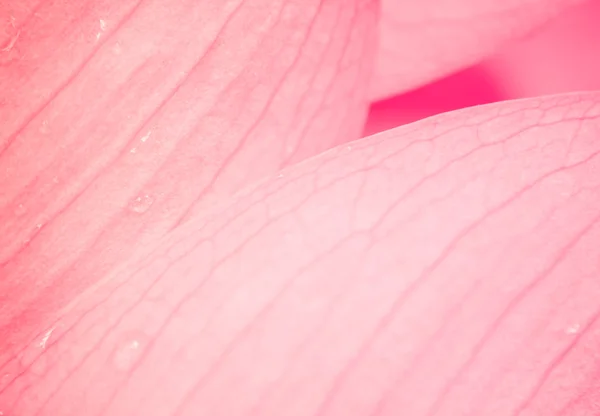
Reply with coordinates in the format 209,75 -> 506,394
363,65 -> 508,136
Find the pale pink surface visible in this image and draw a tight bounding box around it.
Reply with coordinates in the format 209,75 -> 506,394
0,0 -> 378,331
0,0 -> 599,415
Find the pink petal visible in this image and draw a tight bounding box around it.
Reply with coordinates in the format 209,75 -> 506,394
0,0 -> 377,340
2,91 -> 599,415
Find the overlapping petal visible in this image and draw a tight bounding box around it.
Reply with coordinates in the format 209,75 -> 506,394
0,0 -> 377,348
1,0 -> 599,414
2,91 -> 599,415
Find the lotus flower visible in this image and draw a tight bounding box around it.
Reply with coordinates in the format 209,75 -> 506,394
1,0 -> 599,414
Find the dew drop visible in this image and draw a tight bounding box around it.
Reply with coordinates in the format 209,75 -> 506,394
14,203 -> 26,216
112,335 -> 147,372
39,120 -> 50,134
566,323 -> 580,334
39,327 -> 55,349
113,41 -> 122,55
129,194 -> 154,214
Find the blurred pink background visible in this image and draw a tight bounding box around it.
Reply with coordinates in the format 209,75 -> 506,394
364,0 -> 600,136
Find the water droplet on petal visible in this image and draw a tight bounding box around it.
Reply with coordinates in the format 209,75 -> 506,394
14,204 -> 26,216
40,120 -> 50,134
129,194 -> 154,214
566,323 -> 580,334
112,334 -> 147,372
39,327 -> 55,349
113,42 -> 122,55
